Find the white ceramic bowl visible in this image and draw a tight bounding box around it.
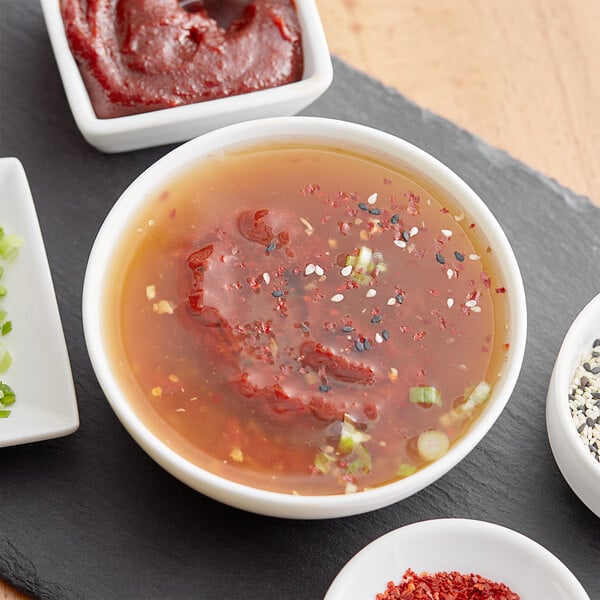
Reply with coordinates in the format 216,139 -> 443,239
325,519 -> 590,599
40,0 -> 332,153
547,292 -> 600,517
82,116 -> 527,518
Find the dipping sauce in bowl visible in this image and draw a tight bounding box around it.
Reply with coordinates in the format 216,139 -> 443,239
84,117 -> 526,517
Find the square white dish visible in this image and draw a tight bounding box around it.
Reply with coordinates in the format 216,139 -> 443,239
0,157 -> 78,447
40,0 -> 333,153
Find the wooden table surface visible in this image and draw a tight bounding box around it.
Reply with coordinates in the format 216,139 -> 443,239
2,1 -> 598,598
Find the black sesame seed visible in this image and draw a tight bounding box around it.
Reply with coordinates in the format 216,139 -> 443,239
584,362 -> 593,372
382,329 -> 391,341
272,290 -> 284,298
355,340 -> 365,352
594,339 -> 600,348
371,315 -> 383,324
369,207 -> 382,216
319,384 -> 331,393
592,392 -> 600,399
435,253 -> 446,264
390,214 -> 399,225
454,251 -> 465,262
593,352 -> 600,358
577,422 -> 587,433
396,294 -> 404,304
587,417 -> 596,427
342,325 -> 354,333
592,367 -> 600,375
358,202 -> 368,211
581,376 -> 590,387
402,230 -> 410,242
300,323 -> 310,333
364,340 -> 371,351
266,242 -> 277,253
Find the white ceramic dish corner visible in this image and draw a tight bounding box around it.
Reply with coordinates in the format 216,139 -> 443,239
547,292 -> 600,517
325,519 -> 590,600
40,0 -> 333,153
0,157 -> 79,447
82,116 -> 527,519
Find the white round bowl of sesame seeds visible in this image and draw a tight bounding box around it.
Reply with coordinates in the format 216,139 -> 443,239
547,292 -> 600,518
83,116 -> 527,518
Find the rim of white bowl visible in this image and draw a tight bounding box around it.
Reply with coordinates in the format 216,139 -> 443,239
40,0 -> 333,136
324,518 -> 590,599
82,116 -> 527,518
548,292 -> 600,477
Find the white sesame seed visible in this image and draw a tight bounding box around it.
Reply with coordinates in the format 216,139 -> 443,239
465,300 -> 477,308
367,192 -> 378,204
305,264 -> 316,275
341,265 -> 353,277
315,265 -> 325,276
366,288 -> 377,298
447,298 -> 454,308
331,293 -> 344,303
409,226 -> 419,237
375,332 -> 383,343
446,268 -> 454,279
387,297 -> 397,306
441,229 -> 453,238
471,306 -> 482,313
262,272 -> 270,284
394,239 -> 407,248
469,254 -> 480,261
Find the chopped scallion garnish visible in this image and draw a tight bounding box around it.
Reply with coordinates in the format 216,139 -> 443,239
409,386 -> 442,406
0,382 -> 15,405
397,463 -> 417,478
0,409 -> 11,418
1,321 -> 11,336
0,234 -> 23,262
0,343 -> 12,373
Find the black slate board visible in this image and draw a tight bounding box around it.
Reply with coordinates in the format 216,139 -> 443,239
1,2 -> 599,599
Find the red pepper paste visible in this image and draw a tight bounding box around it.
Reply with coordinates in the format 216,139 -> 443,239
376,569 -> 520,600
60,0 -> 303,118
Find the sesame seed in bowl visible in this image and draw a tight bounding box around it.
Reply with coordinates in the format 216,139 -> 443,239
547,291 -> 600,518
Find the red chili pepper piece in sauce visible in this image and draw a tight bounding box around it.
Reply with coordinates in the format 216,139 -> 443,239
300,340 -> 375,385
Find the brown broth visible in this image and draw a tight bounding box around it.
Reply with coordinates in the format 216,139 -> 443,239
104,144 -> 510,495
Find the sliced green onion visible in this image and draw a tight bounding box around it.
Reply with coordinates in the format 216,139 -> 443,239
0,285 -> 6,297
397,463 -> 417,478
0,344 -> 12,373
409,386 -> 442,406
0,409 -> 10,418
338,414 -> 371,454
459,380 -> 492,413
0,234 -> 22,261
417,429 -> 450,461
1,321 -> 11,336
313,451 -> 334,474
0,382 -> 15,405
0,308 -> 6,322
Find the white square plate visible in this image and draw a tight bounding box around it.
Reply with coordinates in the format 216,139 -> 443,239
0,157 -> 78,447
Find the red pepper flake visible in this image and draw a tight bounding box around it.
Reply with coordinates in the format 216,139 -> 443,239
495,286 -> 507,294
481,273 -> 492,288
469,222 -> 476,229
376,568 -> 520,600
413,330 -> 426,341
363,403 -> 378,419
383,177 -> 392,185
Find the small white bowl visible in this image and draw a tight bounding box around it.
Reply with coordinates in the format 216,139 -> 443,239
547,292 -> 600,517
0,158 -> 79,447
325,519 -> 590,599
82,117 -> 527,518
40,0 -> 332,153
